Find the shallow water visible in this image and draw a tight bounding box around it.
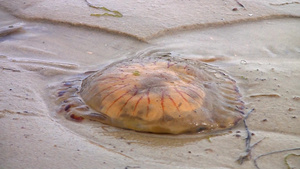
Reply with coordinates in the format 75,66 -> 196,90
1,8 -> 299,168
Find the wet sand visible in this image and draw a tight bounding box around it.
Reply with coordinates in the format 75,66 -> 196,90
1,0 -> 300,169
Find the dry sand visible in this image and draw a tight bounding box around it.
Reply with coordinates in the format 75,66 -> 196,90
0,0 -> 300,168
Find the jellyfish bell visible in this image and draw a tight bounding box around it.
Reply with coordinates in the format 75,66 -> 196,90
53,56 -> 244,134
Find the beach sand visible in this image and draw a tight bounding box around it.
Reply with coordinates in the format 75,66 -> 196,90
0,0 -> 300,168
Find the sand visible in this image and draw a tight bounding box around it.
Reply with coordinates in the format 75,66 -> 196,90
0,0 -> 299,168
